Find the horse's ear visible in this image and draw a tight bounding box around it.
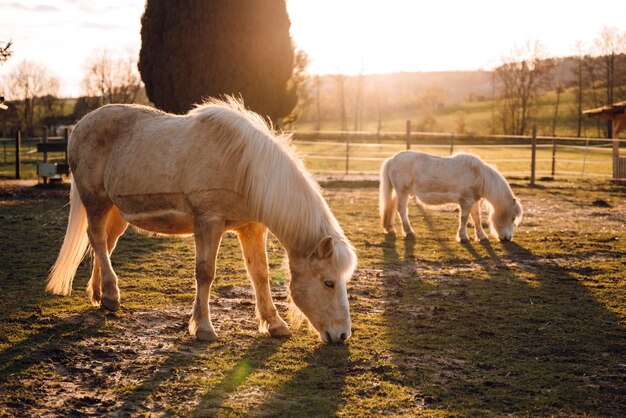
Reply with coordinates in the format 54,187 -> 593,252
315,236 -> 334,259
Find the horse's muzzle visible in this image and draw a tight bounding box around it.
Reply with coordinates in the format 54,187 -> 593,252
323,330 -> 350,344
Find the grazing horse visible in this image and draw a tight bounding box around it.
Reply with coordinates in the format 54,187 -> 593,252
380,151 -> 523,242
46,98 -> 356,344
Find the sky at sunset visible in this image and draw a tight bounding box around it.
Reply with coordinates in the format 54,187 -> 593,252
1,0 -> 625,97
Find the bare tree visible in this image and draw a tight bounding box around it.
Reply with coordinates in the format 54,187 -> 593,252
83,48 -> 142,104
373,79 -> 384,135
353,71 -> 365,131
283,49 -> 311,129
2,60 -> 60,133
314,75 -> 321,131
593,27 -> 626,136
550,83 -> 564,136
333,74 -> 348,131
571,41 -> 586,137
0,40 -> 12,65
495,41 -> 555,135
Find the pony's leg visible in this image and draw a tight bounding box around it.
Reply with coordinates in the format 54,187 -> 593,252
237,223 -> 290,338
87,208 -> 128,306
189,218 -> 224,341
457,204 -> 471,242
85,203 -> 122,311
470,202 -> 488,241
396,192 -> 415,238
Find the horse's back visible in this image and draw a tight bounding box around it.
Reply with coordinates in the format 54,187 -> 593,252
388,151 -> 483,204
69,104 -> 248,233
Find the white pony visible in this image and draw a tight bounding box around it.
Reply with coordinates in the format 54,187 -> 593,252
46,98 -> 356,344
380,151 -> 523,242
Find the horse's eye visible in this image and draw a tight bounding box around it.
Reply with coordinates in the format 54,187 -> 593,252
323,280 -> 335,289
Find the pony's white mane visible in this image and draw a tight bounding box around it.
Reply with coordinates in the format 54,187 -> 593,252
453,153 -> 514,206
188,97 -> 356,281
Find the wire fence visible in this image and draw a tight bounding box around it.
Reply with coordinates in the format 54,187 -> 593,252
1,127 -> 624,183
291,129 -> 625,183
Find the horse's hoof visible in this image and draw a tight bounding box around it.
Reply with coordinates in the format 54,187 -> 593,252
458,237 -> 470,243
90,294 -> 102,307
196,329 -> 218,342
405,232 -> 416,239
269,324 -> 292,338
100,296 -> 120,311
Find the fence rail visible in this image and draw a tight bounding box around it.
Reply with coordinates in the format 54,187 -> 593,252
290,127 -> 624,183
1,126 -> 624,184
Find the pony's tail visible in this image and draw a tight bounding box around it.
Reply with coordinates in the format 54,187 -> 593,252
46,177 -> 90,296
379,157 -> 397,231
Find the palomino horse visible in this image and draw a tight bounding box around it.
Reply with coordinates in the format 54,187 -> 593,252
380,151 -> 523,242
47,98 -> 356,344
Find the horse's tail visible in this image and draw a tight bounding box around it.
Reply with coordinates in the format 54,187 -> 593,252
46,177 -> 90,296
379,157 -> 397,230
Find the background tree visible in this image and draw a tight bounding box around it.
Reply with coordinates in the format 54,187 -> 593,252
83,48 -> 142,105
495,41 -> 555,135
139,0 -> 296,121
283,49 -> 311,129
0,40 -> 12,65
333,74 -> 348,131
72,96 -> 102,120
2,60 -> 60,134
592,27 -> 626,137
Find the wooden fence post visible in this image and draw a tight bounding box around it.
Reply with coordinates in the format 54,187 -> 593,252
345,132 -> 350,175
15,129 -> 21,180
530,125 -> 537,187
64,127 -> 70,161
406,120 -> 411,150
42,126 -> 49,185
450,134 -> 455,155
612,120 -> 619,184
551,136 -> 557,177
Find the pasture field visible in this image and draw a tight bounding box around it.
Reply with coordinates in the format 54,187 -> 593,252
0,179 -> 624,416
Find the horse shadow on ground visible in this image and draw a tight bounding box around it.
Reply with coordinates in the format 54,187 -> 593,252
379,207 -> 625,415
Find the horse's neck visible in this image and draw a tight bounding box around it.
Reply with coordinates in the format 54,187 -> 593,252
258,181 -> 338,256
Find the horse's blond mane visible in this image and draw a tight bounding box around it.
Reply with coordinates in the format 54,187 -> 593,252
452,152 -> 514,205
188,97 -> 356,280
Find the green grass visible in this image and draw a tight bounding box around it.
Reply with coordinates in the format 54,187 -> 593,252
0,179 -> 624,416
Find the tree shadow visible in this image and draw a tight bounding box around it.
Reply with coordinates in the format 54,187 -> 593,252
222,343 -> 350,417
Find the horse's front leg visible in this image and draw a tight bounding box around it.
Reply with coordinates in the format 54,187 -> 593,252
470,201 -> 488,241
237,223 -> 290,338
190,217 -> 224,341
457,203 -> 471,242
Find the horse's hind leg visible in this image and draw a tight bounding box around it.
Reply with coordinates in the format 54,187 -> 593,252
470,201 -> 488,241
189,217 -> 224,341
237,223 -> 290,338
87,207 -> 128,306
457,202 -> 472,243
85,202 -> 123,311
396,191 -> 415,238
